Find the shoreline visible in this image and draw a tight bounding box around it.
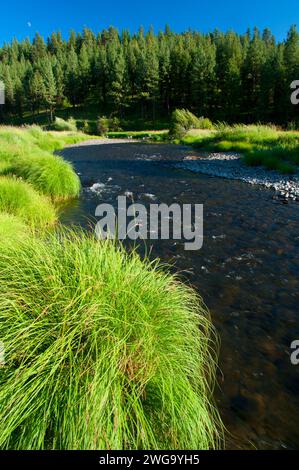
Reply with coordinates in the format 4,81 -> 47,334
64,139 -> 299,202
173,152 -> 299,202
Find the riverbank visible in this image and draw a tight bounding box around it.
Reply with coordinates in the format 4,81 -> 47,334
0,127 -> 221,450
174,152 -> 299,201
65,137 -> 299,201
180,125 -> 299,175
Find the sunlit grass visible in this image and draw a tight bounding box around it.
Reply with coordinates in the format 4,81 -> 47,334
7,154 -> 81,200
0,177 -> 57,227
0,126 -> 88,200
182,125 -> 299,174
0,229 -> 223,450
0,212 -> 29,242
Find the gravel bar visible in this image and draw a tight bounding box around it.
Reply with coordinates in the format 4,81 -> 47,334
174,153 -> 299,201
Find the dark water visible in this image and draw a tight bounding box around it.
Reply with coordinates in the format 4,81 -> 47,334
61,142 -> 299,450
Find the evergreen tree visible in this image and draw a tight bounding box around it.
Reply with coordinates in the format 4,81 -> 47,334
27,69 -> 46,115
42,61 -> 57,121
0,25 -> 297,125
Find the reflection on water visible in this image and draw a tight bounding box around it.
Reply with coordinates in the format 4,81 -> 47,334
60,142 -> 299,450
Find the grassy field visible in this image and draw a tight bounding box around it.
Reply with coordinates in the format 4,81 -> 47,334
0,126 -> 222,449
181,125 -> 299,174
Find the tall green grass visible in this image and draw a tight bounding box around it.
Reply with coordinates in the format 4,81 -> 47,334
51,117 -> 77,132
182,124 -> 299,174
0,212 -> 29,242
0,177 -> 57,227
0,229 -> 222,450
0,126 -> 86,200
7,154 -> 81,200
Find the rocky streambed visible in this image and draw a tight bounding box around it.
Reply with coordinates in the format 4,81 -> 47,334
173,153 -> 299,202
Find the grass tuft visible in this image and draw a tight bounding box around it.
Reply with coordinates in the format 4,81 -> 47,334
0,212 -> 29,242
51,117 -> 77,132
0,126 -> 90,200
7,154 -> 81,200
0,229 -> 222,450
0,177 -> 57,228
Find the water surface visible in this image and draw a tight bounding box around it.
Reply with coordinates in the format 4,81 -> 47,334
61,142 -> 299,450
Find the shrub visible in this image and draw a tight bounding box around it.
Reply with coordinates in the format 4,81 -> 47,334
0,177 -> 57,228
97,116 -> 110,136
82,120 -> 90,134
8,155 -> 81,200
110,117 -> 122,131
96,116 -> 122,136
51,117 -> 77,132
169,109 -> 213,138
0,230 -> 222,450
197,117 -> 213,130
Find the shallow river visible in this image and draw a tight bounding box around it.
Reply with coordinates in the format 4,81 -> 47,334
61,141 -> 299,450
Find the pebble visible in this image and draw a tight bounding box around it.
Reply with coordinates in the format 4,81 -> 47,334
175,153 -> 299,201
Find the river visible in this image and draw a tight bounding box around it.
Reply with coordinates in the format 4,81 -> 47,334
60,140 -> 299,450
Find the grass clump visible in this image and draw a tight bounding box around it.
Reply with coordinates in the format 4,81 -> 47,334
0,126 -> 89,200
182,124 -> 299,175
51,117 -> 77,132
8,154 -> 81,201
0,212 -> 29,243
0,177 -> 57,228
0,230 -> 222,450
169,109 -> 213,139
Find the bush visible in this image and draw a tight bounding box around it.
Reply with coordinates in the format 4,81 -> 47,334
82,120 -> 91,134
51,117 -> 77,132
97,116 -> 110,136
0,230 -> 222,450
0,177 -> 57,228
109,117 -> 121,131
169,109 -> 213,138
97,116 -> 122,136
8,155 -> 81,201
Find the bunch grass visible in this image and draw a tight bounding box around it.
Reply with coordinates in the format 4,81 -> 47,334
0,229 -> 222,450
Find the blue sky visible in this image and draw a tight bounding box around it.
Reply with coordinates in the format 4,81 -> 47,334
1,0 -> 298,45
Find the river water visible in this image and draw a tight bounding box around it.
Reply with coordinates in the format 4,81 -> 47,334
61,141 -> 299,450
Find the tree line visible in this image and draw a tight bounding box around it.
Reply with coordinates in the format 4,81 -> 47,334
0,24 -> 299,124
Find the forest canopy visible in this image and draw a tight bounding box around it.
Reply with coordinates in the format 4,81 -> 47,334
0,25 -> 299,124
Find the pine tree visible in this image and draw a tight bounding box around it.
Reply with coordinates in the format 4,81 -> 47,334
42,61 -> 57,122
27,69 -> 46,115
0,25 -> 297,125
65,47 -> 79,107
